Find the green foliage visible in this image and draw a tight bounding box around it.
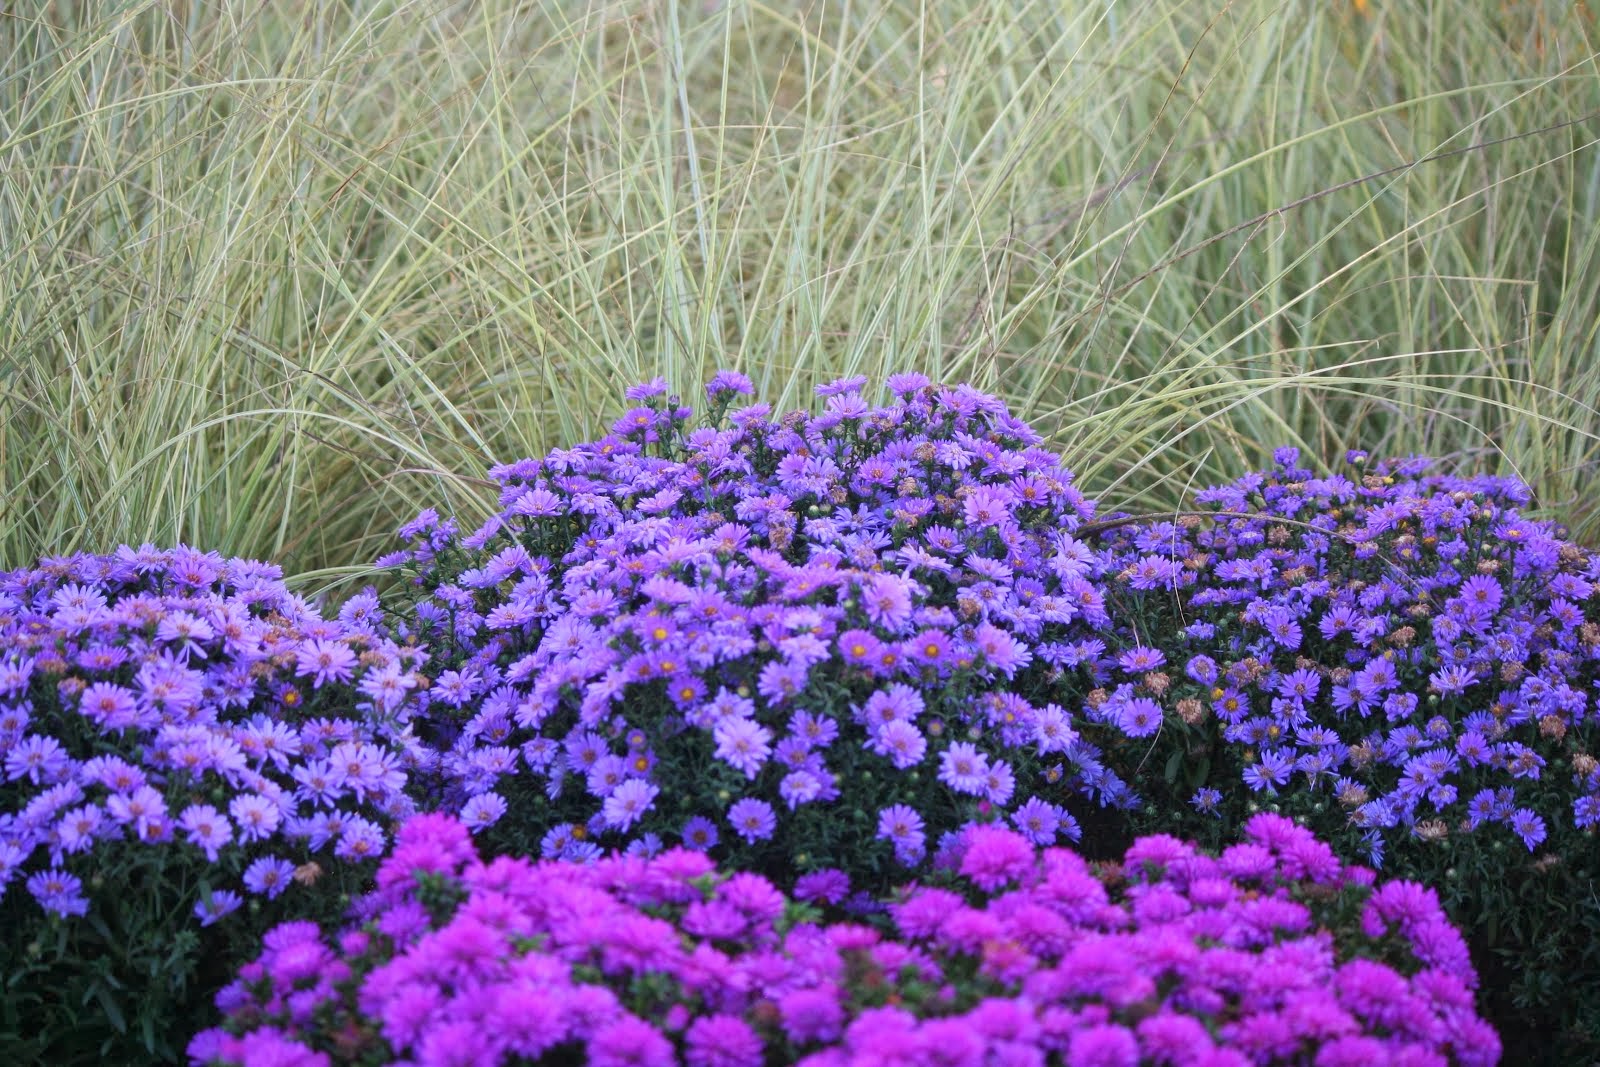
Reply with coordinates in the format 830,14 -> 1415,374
0,843 -> 364,1065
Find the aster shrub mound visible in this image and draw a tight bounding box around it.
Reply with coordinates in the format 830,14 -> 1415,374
0,547 -> 432,1062
378,373 -> 1128,890
191,810 -> 1497,1067
1080,450 -> 1600,1057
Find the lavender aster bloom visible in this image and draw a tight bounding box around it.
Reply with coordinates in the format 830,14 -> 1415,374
727,799 -> 776,843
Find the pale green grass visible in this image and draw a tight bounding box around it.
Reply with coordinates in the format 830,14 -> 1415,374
2,0 -> 1598,591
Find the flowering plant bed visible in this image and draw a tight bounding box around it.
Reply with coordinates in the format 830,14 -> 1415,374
191,810 -> 1498,1067
7,373 -> 1598,1063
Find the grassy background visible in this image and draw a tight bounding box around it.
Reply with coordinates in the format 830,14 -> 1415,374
2,0 -> 1598,592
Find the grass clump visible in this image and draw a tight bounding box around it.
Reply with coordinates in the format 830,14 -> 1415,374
2,0 -> 1599,579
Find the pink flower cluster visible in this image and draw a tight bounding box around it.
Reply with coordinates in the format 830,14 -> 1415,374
191,811 -> 1499,1066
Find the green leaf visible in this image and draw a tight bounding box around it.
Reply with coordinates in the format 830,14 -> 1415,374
90,984 -> 126,1034
1163,749 -> 1182,785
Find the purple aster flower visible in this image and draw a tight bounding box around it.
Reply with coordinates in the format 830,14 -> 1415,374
54,804 -> 104,855
982,760 -> 1016,805
938,742 -> 989,795
713,718 -> 773,780
681,816 -> 719,851
727,799 -> 776,843
229,793 -> 282,843
106,785 -> 168,840
1117,697 -> 1163,738
194,889 -> 243,927
705,370 -> 756,402
905,629 -> 953,671
1509,808 -> 1547,850
1117,646 -> 1166,672
602,778 -> 659,832
5,735 -> 70,785
861,573 -> 914,632
295,638 -> 357,688
876,805 -> 926,864
836,629 -> 883,669
178,804 -> 233,863
868,720 -> 927,770
77,682 -> 140,730
243,857 -> 297,899
1011,796 -> 1063,845
778,770 -> 825,810
461,792 -> 509,831
27,867 -> 89,918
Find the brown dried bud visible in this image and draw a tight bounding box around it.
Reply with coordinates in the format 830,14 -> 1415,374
1090,861 -> 1125,888
1476,559 -> 1502,575
1539,715 -> 1568,742
1572,753 -> 1598,778
1142,671 -> 1170,696
1267,526 -> 1290,545
1178,515 -> 1202,529
1580,623 -> 1600,647
1533,853 -> 1563,872
293,862 -> 324,887
1407,603 -> 1432,619
1414,820 -> 1449,843
957,597 -> 982,619
1331,667 -> 1353,685
1387,626 -> 1416,648
1500,661 -> 1526,683
913,442 -> 937,463
1177,698 -> 1205,725
1337,781 -> 1370,808
1086,688 -> 1108,709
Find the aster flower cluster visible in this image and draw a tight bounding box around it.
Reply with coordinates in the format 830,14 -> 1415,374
191,810 -> 1498,1067
0,546 -> 439,1061
1079,448 -> 1600,1049
1084,448 -> 1600,857
0,546 -> 432,922
377,372 -> 1124,886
